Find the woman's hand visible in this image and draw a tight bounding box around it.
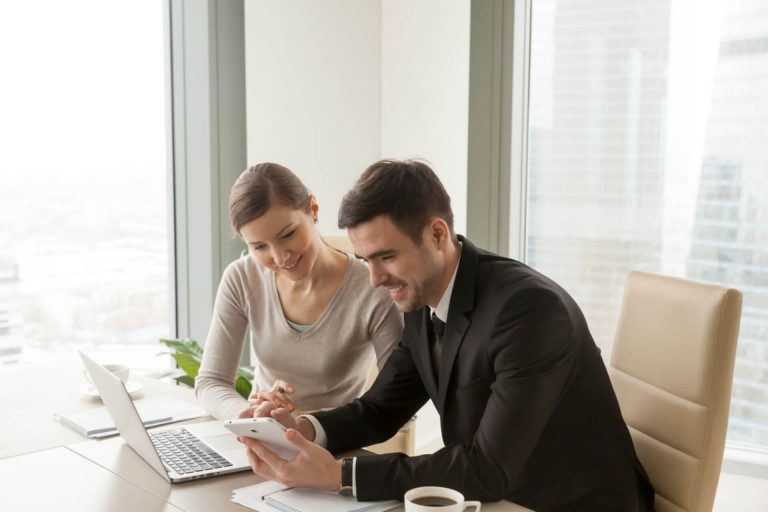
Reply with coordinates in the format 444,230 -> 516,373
248,379 -> 296,412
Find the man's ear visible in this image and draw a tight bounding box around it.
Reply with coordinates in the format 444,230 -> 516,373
428,218 -> 450,248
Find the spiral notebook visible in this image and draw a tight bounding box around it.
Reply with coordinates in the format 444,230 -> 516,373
231,480 -> 398,512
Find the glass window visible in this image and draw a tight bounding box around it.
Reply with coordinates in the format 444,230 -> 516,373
0,1 -> 172,370
526,0 -> 768,448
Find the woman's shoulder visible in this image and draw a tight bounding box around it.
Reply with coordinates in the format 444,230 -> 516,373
221,254 -> 270,288
342,256 -> 393,307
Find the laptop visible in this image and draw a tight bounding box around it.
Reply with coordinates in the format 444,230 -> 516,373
79,351 -> 251,482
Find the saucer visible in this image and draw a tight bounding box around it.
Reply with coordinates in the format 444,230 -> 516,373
79,380 -> 143,398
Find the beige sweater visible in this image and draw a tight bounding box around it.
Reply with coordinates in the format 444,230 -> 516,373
195,254 -> 403,419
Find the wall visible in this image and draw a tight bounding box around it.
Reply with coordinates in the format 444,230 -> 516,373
381,0 -> 471,235
244,0 -> 382,236
244,0 -> 471,454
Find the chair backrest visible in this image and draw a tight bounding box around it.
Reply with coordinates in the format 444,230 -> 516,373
608,271 -> 742,512
324,235 -> 354,254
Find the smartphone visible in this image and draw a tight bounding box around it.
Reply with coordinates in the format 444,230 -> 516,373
223,417 -> 299,460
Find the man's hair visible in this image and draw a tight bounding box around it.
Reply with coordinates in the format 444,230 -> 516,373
338,159 -> 455,244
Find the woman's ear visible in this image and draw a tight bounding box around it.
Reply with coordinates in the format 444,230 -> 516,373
309,195 -> 319,223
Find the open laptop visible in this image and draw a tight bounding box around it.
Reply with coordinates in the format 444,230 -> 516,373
79,351 -> 251,482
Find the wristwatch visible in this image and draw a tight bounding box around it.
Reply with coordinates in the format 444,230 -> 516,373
337,457 -> 354,496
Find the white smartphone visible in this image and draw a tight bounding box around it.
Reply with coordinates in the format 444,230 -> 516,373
223,417 -> 299,460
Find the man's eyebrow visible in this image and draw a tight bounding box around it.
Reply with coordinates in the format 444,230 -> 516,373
357,249 -> 396,261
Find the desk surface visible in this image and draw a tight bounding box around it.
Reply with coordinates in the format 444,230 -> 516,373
0,447 -> 183,511
1,359 -> 529,512
0,357 -> 199,459
68,436 -> 530,512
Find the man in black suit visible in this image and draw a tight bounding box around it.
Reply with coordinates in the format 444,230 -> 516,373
243,159 -> 655,511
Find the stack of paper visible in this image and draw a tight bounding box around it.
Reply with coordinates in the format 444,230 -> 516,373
231,480 -> 399,512
55,394 -> 207,438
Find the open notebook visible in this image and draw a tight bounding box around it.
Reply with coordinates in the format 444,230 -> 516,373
232,480 -> 399,512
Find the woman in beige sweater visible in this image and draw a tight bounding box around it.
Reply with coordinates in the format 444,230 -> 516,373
195,163 -> 403,420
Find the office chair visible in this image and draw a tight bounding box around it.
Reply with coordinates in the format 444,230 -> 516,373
608,271 -> 742,512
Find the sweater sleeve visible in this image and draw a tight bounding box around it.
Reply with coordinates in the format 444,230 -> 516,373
370,300 -> 403,371
194,262 -> 250,419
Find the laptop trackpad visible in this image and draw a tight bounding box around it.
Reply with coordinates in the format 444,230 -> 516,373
203,433 -> 242,454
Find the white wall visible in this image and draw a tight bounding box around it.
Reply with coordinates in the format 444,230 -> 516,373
244,0 -> 382,236
244,0 -> 471,454
381,0 -> 471,235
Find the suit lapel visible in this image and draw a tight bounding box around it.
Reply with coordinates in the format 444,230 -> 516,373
437,236 -> 479,412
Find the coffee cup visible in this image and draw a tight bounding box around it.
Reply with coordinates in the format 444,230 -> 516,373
404,486 -> 481,512
83,363 -> 130,385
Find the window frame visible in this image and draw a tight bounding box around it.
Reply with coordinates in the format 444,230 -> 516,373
165,0 -> 246,349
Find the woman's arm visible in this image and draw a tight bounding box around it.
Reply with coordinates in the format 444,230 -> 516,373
194,264 -> 251,419
370,300 -> 404,371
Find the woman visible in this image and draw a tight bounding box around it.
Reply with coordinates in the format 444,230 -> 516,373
195,163 -> 403,420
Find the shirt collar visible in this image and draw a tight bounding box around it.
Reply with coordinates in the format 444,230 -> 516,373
430,243 -> 462,323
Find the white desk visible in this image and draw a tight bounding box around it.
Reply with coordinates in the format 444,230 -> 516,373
1,360 -> 529,512
0,447 -> 182,511
0,358 -> 200,459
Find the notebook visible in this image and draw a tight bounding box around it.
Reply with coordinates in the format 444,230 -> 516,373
55,394 -> 207,438
231,480 -> 399,512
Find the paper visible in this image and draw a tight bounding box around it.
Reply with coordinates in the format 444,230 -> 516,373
55,394 -> 207,438
231,480 -> 399,512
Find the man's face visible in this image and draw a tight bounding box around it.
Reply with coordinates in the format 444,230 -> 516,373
348,216 -> 444,312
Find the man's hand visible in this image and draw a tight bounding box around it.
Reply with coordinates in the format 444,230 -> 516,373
243,429 -> 341,491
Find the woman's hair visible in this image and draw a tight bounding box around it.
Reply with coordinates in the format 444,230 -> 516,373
229,163 -> 311,234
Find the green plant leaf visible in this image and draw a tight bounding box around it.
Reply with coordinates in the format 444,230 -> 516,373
236,366 -> 255,380
175,374 -> 196,388
160,336 -> 253,399
170,352 -> 201,379
159,338 -> 204,358
234,375 -> 252,399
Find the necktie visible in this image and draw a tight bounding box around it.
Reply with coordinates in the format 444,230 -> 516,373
430,312 -> 446,381
431,312 -> 446,343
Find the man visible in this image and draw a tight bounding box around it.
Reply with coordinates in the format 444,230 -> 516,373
243,159 -> 655,511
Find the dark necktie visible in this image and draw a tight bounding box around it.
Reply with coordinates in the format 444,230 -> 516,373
430,312 -> 446,381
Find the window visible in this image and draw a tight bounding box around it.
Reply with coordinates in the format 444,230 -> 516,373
526,0 -> 768,449
0,1 -> 172,369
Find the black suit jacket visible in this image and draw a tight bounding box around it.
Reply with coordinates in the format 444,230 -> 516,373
314,237 -> 654,511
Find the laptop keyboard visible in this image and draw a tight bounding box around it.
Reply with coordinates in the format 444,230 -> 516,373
149,428 -> 233,475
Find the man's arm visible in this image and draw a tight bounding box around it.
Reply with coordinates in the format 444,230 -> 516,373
349,289 -> 579,501
313,339 -> 430,453
242,335 -> 429,492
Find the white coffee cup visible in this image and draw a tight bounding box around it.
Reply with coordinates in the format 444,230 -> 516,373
83,363 -> 130,384
404,486 -> 481,512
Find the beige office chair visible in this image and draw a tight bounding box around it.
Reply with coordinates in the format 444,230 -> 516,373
325,235 -> 416,455
323,235 -> 355,254
608,271 -> 742,512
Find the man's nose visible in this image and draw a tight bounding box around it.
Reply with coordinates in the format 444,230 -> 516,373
368,262 -> 388,288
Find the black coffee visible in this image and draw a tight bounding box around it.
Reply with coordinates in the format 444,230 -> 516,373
411,496 -> 458,507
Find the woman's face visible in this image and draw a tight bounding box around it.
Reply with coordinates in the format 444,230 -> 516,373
239,202 -> 320,281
